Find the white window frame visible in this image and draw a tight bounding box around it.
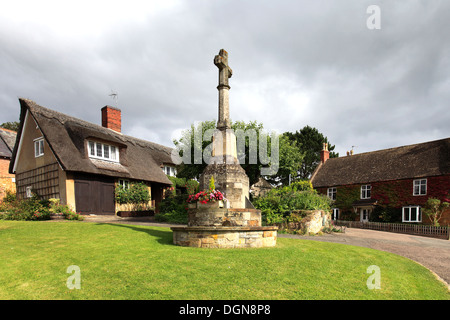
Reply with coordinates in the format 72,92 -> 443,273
361,185 -> 371,199
88,141 -> 119,162
402,206 -> 422,223
413,179 -> 427,196
26,186 -> 33,198
332,208 -> 339,220
118,179 -> 130,189
327,188 -> 337,201
34,137 -> 44,158
163,166 -> 176,177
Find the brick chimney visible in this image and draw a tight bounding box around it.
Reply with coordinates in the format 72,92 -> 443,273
101,106 -> 121,132
320,142 -> 330,164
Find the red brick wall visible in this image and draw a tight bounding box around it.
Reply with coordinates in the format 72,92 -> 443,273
101,106 -> 121,132
317,174 -> 450,225
0,158 -> 15,201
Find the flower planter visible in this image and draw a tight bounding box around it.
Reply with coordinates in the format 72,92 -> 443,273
187,203 -> 197,209
197,200 -> 224,209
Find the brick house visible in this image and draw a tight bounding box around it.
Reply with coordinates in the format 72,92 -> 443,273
310,138 -> 450,226
9,99 -> 176,215
0,128 -> 17,201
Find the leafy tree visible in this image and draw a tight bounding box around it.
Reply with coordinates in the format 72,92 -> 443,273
173,120 -> 304,186
284,125 -> 338,179
0,121 -> 20,132
423,198 -> 449,227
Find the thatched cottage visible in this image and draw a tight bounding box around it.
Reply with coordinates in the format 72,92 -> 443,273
9,99 -> 176,215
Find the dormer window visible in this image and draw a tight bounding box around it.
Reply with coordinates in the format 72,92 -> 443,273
88,141 -> 119,162
163,165 -> 176,177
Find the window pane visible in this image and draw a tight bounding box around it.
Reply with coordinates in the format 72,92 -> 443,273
34,141 -> 39,157
420,183 -> 426,195
96,143 -> 102,157
39,140 -> 44,155
89,141 -> 95,156
411,207 -> 417,221
110,146 -> 116,160
104,145 -> 110,159
403,207 -> 410,222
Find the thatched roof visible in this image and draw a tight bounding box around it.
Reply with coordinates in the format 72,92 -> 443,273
0,128 -> 16,159
10,99 -> 174,185
311,137 -> 450,188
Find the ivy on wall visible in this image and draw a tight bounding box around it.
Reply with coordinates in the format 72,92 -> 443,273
316,175 -> 450,223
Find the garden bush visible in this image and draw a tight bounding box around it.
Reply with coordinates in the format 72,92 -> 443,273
115,181 -> 151,211
0,193 -> 83,221
155,193 -> 189,224
0,193 -> 50,221
252,181 -> 332,226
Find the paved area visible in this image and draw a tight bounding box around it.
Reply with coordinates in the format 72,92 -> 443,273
83,215 -> 450,289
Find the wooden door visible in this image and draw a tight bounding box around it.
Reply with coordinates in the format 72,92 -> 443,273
75,175 -> 115,215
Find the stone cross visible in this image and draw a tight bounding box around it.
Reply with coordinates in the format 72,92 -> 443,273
214,49 -> 232,130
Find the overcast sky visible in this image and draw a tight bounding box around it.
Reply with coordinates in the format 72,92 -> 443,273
1,0 -> 449,157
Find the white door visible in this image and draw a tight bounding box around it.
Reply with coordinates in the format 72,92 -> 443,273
360,208 -> 371,222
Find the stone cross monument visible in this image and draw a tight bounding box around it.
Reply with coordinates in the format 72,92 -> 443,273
171,49 -> 278,248
199,49 -> 249,208
215,49 -> 232,130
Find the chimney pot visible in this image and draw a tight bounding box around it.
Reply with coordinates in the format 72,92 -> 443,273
101,106 -> 121,132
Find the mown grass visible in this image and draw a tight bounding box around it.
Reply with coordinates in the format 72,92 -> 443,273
0,220 -> 448,300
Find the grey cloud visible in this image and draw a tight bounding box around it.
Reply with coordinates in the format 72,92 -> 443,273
0,0 -> 449,159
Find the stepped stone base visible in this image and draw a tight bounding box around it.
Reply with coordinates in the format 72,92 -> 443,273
171,226 -> 278,249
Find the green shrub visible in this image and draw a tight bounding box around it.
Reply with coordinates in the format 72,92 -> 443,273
0,194 -> 50,221
155,194 -> 188,224
253,181 -> 332,226
0,195 -> 84,221
2,190 -> 17,203
115,182 -> 151,211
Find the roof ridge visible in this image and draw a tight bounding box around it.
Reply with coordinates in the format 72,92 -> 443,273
21,98 -> 174,152
0,127 -> 17,133
332,137 -> 450,159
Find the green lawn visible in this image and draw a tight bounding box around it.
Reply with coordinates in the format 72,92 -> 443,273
0,220 -> 448,300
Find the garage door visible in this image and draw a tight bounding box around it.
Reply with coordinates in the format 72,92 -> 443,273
74,175 -> 115,215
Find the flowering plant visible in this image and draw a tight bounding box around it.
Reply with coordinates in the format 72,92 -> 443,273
187,189 -> 227,204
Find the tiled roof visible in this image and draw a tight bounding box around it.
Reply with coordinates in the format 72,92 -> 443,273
311,138 -> 450,188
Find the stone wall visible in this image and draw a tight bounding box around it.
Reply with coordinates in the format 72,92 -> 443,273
284,210 -> 331,235
188,207 -> 261,227
172,226 -> 278,248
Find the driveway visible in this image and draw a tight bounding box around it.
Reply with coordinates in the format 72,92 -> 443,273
84,215 -> 450,289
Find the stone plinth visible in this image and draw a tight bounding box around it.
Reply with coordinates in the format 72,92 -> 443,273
172,226 -> 278,249
199,163 -> 249,209
171,204 -> 277,249
188,207 -> 262,227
